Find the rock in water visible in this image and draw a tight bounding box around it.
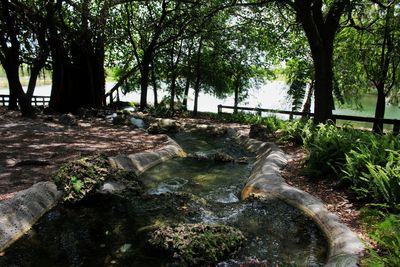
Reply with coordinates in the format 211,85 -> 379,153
191,149 -> 234,163
147,223 -> 245,265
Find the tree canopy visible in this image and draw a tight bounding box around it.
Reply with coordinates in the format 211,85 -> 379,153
0,0 -> 398,126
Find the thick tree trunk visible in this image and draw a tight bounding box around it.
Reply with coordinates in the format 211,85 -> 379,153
312,48 -> 334,123
373,87 -> 386,133
4,62 -> 34,116
49,36 -> 105,113
139,55 -> 151,111
8,87 -> 18,110
139,66 -> 150,111
0,0 -> 33,115
294,0 -> 348,124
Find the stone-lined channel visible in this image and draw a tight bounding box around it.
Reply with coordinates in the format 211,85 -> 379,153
0,129 -> 328,266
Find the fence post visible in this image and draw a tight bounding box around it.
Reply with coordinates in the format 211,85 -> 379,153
393,122 -> 400,135
217,105 -> 222,114
256,108 -> 262,116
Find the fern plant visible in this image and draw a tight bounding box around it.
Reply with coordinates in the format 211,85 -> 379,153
363,214 -> 400,267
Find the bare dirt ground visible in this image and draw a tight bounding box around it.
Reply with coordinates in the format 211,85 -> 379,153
0,107 -> 168,200
0,108 -> 368,245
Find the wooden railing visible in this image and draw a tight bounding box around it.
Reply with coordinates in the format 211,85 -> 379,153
217,104 -> 400,134
0,95 -> 50,107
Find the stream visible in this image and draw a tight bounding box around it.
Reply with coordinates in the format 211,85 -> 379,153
0,131 -> 328,266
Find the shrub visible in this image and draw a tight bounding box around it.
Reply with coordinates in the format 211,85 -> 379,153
342,134 -> 400,208
304,124 -> 367,178
279,119 -> 314,145
362,212 -> 400,267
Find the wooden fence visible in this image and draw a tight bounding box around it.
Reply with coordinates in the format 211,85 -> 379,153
217,104 -> 400,134
0,95 -> 50,107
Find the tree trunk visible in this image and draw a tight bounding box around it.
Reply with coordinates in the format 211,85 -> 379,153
0,0 -> 33,115
193,81 -> 200,116
294,0 -> 348,124
373,86 -> 386,133
139,55 -> 151,111
312,47 -> 334,123
182,42 -> 193,111
151,64 -> 158,106
8,87 -> 18,110
170,74 -> 177,111
182,79 -> 190,111
234,84 -> 239,114
4,61 -> 34,116
26,66 -> 41,101
192,37 -> 203,117
301,80 -> 314,119
49,34 -> 105,113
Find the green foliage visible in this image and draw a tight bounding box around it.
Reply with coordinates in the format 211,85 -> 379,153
53,154 -> 111,203
362,212 -> 400,267
146,97 -> 187,118
279,119 -> 314,146
284,58 -> 313,111
342,134 -> 400,209
305,124 -> 367,178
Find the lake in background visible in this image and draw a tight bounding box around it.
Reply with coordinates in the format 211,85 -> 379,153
1,81 -> 399,124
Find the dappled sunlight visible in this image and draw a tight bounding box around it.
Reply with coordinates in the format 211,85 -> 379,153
0,111 -> 167,195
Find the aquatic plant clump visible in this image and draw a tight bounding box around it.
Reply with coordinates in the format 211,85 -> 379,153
147,223 -> 245,265
53,154 -> 111,203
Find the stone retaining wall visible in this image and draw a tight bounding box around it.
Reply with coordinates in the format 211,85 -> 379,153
0,182 -> 63,252
108,137 -> 185,175
236,134 -> 364,267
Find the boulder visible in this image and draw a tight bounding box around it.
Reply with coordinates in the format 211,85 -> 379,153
147,119 -> 180,134
147,223 -> 245,265
130,117 -> 145,128
59,113 -> 78,126
191,149 -> 234,163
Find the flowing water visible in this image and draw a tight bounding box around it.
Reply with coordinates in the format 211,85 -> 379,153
0,132 -> 328,266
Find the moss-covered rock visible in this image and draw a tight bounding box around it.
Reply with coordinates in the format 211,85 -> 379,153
147,223 -> 245,265
53,154 -> 111,203
191,149 -> 234,163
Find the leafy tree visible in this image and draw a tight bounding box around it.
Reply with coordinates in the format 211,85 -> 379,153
0,0 -> 41,116
122,0 -> 210,111
352,1 -> 399,132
